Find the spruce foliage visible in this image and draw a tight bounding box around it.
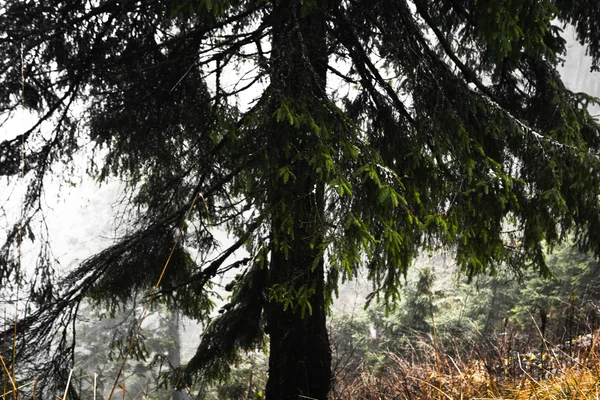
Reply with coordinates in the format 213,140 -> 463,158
1,0 -> 600,398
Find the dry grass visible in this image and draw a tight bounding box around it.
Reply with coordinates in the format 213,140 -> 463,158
332,331 -> 600,400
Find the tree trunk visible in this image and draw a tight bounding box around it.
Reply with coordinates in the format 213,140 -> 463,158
264,2 -> 332,399
167,308 -> 181,369
266,207 -> 331,400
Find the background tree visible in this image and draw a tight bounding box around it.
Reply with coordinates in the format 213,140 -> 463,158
2,0 -> 600,399
326,242 -> 600,393
509,244 -> 600,344
74,302 -> 179,400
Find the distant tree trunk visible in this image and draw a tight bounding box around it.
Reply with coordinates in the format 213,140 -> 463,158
264,2 -> 332,399
539,307 -> 547,340
167,308 -> 186,399
482,279 -> 498,333
167,308 -> 181,369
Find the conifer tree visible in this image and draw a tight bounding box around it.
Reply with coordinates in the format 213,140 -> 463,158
2,0 -> 600,398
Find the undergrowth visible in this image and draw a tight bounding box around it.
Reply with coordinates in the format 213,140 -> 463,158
2,330 -> 600,399
331,330 -> 600,400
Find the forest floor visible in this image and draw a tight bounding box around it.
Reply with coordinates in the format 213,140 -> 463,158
332,331 -> 600,399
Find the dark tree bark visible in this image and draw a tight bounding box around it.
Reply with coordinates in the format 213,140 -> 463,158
266,208 -> 331,400
264,2 -> 332,399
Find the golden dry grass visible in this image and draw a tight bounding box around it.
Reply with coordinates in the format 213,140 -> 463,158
333,332 -> 600,400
